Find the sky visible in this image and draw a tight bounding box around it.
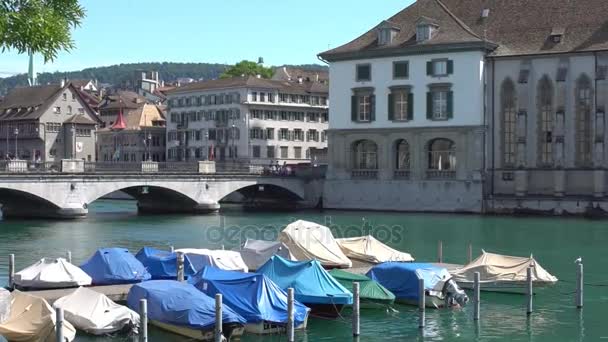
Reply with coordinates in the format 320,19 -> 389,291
0,0 -> 414,77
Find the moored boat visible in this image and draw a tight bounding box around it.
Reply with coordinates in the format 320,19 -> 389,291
237,239 -> 294,271
14,257 -> 92,290
135,246 -> 197,280
336,235 -> 414,264
80,248 -> 151,285
328,269 -> 396,308
176,248 -> 249,273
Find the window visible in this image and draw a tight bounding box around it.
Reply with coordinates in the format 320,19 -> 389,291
294,147 -> 302,159
253,145 -> 261,158
250,128 -> 264,139
356,64 -> 371,82
394,139 -> 410,171
266,128 -> 274,140
416,25 -> 432,42
280,111 -> 289,120
67,106 -> 72,115
538,76 -> 554,167
308,112 -> 319,122
393,61 -> 409,79
427,86 -> 453,120
252,110 -> 263,120
62,93 -> 67,101
208,128 -> 217,140
260,93 -> 266,102
353,140 -> 378,169
576,74 -> 592,167
78,108 -> 84,115
267,146 -> 275,158
389,88 -> 412,121
428,138 -> 456,171
427,59 -> 453,77
280,146 -> 289,159
251,92 -> 257,102
54,107 -> 61,114
351,90 -> 375,122
294,129 -> 303,141
279,128 -> 289,140
501,79 -> 517,167
268,93 -> 275,103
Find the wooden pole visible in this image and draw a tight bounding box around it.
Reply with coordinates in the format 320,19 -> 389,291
353,282 -> 360,337
418,277 -> 425,328
287,288 -> 295,342
526,267 -> 533,315
215,294 -> 222,342
473,271 -> 480,321
437,240 -> 443,263
576,262 -> 583,308
66,251 -> 72,264
139,299 -> 148,342
467,243 -> 473,264
8,254 -> 14,290
55,307 -> 64,342
176,252 -> 185,282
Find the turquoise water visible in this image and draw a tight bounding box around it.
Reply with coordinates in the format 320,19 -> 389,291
0,200 -> 606,341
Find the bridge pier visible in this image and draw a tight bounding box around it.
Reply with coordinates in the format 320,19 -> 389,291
1,203 -> 88,219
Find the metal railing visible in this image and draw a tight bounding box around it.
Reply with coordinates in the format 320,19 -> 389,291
393,170 -> 411,179
351,169 -> 378,179
426,170 -> 457,179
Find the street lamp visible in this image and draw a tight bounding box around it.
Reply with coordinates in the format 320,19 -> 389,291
231,124 -> 236,160
70,125 -> 76,159
204,130 -> 209,161
146,133 -> 152,161
13,128 -> 19,160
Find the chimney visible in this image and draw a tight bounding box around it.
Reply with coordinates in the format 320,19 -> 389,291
256,74 -> 262,79
315,74 -> 319,82
297,76 -> 303,84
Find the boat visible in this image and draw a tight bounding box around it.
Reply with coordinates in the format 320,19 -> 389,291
0,290 -> 77,341
190,267 -> 310,334
176,248 -> 249,273
278,220 -> 352,269
335,235 -> 414,264
367,262 -> 468,308
135,246 -> 197,280
13,257 -> 92,290
80,248 -> 151,285
451,250 -> 559,293
237,239 -> 294,271
127,280 -> 246,341
0,288 -> 9,323
328,269 -> 396,308
53,287 -> 140,335
258,255 -> 352,319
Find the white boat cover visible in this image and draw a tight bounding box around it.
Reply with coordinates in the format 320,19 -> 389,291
238,239 -> 294,271
279,220 -> 352,268
336,235 -> 415,264
452,250 -> 558,283
53,287 -> 140,335
14,258 -> 92,289
0,288 -> 10,323
0,290 -> 76,342
176,249 -> 249,272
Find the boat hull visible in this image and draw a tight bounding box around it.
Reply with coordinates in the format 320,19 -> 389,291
244,312 -> 309,335
395,295 -> 445,309
457,280 -> 557,294
151,320 -> 244,341
305,303 -> 345,319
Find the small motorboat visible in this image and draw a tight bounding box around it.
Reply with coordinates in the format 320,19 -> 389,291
135,247 -> 197,280
13,258 -> 92,290
279,220 -> 352,269
367,262 -> 468,308
258,255 -> 352,319
176,248 -> 249,273
54,287 -> 140,335
191,266 -> 310,334
127,280 -> 246,341
336,235 -> 414,264
80,248 -> 151,285
237,239 -> 294,271
328,269 -> 395,308
0,290 -> 76,341
451,250 -> 558,293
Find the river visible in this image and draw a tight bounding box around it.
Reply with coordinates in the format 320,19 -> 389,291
0,200 -> 606,341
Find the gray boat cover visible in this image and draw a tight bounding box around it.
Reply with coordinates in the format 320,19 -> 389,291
14,258 -> 92,289
238,239 -> 294,271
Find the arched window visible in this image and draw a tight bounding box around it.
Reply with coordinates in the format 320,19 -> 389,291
353,140 -> 378,169
67,106 -> 72,114
395,139 -> 410,169
575,74 -> 592,166
501,78 -> 517,167
537,75 -> 554,166
428,138 -> 456,171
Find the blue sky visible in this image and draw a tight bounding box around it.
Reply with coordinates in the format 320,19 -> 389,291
0,0 -> 413,76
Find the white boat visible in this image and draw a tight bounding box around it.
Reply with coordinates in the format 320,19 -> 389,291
451,250 -> 558,293
14,258 -> 92,290
336,235 -> 414,264
0,290 -> 77,342
53,287 -> 140,335
237,239 -> 294,271
176,248 -> 249,273
279,220 -> 352,268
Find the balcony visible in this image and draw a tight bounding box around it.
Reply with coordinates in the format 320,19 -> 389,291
351,169 -> 378,179
393,170 -> 411,180
426,170 -> 456,179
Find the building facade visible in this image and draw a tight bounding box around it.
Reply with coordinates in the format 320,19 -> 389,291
165,76 -> 328,164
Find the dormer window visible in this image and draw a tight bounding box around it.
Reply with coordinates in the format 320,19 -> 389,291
377,21 -> 400,46
415,17 -> 438,42
550,27 -> 565,43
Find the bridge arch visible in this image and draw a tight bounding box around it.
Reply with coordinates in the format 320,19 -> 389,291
214,179 -> 306,203
0,187 -> 63,218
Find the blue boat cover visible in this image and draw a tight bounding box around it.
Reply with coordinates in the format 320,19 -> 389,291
366,263 -> 450,301
257,256 -> 352,305
80,248 -> 151,285
127,280 -> 246,330
190,267 -> 309,326
135,247 -> 196,280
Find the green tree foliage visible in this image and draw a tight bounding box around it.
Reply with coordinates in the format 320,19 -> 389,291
220,60 -> 274,79
0,0 -> 86,62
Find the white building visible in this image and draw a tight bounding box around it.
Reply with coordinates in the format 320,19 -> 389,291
165,76 -> 328,164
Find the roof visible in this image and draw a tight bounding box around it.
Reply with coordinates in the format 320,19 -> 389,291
167,76 -> 328,95
99,103 -> 165,132
319,0 -> 608,60
64,115 -> 97,125
99,91 -> 147,110
273,67 -> 329,83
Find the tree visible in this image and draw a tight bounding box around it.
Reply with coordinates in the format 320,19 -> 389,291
0,0 -> 86,62
220,60 -> 274,79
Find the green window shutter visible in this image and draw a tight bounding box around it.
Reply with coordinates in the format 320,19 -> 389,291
447,91 -> 454,119
405,63 -> 410,78
388,93 -> 394,120
426,92 -> 433,119
370,95 -> 376,121
407,93 -> 414,121
351,96 -> 358,121
426,61 -> 433,76
447,60 -> 454,74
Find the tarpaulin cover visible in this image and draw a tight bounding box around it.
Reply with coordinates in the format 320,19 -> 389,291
127,280 -> 246,330
366,263 -> 450,301
328,269 -> 395,305
176,249 -> 249,272
135,247 -> 196,280
238,239 -> 294,271
14,258 -> 92,289
0,288 -> 10,323
80,248 -> 151,285
336,235 -> 414,264
279,220 -> 352,268
0,290 -> 76,342
258,255 -> 352,305
190,267 -> 309,326
54,287 -> 140,335
452,250 -> 558,284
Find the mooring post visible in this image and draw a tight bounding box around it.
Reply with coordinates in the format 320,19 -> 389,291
473,271 -> 480,321
170,246 -> 174,253
438,240 -> 443,263
215,294 -> 222,342
66,250 -> 72,264
353,282 -> 360,337
139,299 -> 148,342
576,262 -> 583,308
287,288 -> 295,342
526,267 -> 533,315
221,245 -> 225,250
176,252 -> 185,282
8,254 -> 15,290
418,277 -> 425,329
468,243 -> 473,264
55,307 -> 64,342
